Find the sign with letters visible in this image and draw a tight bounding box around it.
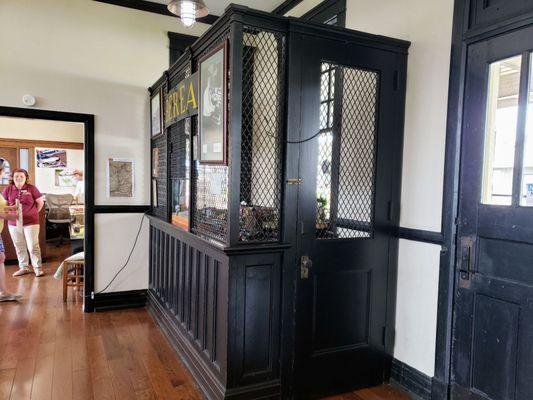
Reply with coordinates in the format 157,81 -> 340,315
164,72 -> 199,127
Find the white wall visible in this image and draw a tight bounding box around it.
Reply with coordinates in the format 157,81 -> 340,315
0,117 -> 84,142
95,213 -> 149,292
343,0 -> 453,378
286,0 -> 454,377
0,0 -> 208,292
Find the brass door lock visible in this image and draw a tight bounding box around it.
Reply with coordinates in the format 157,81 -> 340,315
300,255 -> 312,279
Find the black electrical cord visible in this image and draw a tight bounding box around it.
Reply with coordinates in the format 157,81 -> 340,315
263,116 -> 325,144
84,211 -> 148,298
285,131 -> 324,144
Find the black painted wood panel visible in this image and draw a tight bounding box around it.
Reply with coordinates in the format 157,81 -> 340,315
469,0 -> 533,31
148,219 -> 229,387
230,253 -> 282,388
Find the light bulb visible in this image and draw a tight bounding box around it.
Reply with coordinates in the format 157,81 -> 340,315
180,1 -> 196,27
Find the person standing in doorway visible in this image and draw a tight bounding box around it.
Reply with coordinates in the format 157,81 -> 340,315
3,169 -> 45,277
0,159 -> 22,301
73,169 -> 84,204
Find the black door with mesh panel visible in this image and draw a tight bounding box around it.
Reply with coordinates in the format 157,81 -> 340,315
292,34 -> 406,397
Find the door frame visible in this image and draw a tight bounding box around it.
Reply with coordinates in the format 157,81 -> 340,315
437,1 -> 533,398
0,106 -> 96,312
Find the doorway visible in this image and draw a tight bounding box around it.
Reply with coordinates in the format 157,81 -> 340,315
0,107 -> 94,311
450,25 -> 533,400
290,34 -> 407,397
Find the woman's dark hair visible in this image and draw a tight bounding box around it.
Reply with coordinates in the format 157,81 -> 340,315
9,168 -> 31,186
0,158 -> 5,172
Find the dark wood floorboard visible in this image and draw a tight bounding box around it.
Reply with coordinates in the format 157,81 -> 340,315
0,244 -> 411,400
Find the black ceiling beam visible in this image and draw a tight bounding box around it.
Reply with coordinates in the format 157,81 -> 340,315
93,0 -> 219,24
272,0 -> 303,15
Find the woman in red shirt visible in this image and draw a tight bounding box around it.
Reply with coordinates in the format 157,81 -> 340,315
3,169 -> 45,277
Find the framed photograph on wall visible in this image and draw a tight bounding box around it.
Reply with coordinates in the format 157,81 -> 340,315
198,40 -> 227,164
151,88 -> 163,137
152,147 -> 159,178
152,179 -> 158,208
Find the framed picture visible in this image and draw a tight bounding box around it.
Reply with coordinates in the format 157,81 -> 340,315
198,40 -> 227,164
152,147 -> 159,178
152,179 -> 158,207
151,89 -> 163,137
107,158 -> 134,198
36,149 -> 67,168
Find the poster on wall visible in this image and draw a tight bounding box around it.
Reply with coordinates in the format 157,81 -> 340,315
198,40 -> 227,164
151,90 -> 163,137
152,179 -> 158,207
152,147 -> 159,178
36,149 -> 67,168
107,158 -> 134,198
54,169 -> 76,187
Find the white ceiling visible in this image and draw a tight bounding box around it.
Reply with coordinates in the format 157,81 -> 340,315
151,0 -> 285,16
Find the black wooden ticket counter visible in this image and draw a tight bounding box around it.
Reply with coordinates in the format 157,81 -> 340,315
148,5 -> 409,399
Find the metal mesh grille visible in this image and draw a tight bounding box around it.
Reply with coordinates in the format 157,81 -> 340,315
192,32 -> 230,243
316,63 -> 379,239
239,27 -> 285,242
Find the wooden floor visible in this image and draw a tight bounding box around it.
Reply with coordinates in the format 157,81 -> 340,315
0,244 -> 412,400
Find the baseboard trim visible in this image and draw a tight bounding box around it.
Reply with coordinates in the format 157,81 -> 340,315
93,289 -> 147,311
431,377 -> 450,400
390,359 -> 432,400
147,290 -> 226,400
225,380 -> 281,400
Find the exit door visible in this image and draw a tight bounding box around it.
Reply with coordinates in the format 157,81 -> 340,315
451,25 -> 533,400
291,33 -> 407,397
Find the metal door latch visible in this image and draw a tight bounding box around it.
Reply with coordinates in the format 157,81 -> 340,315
300,255 -> 312,279
459,236 -> 475,281
286,178 -> 302,185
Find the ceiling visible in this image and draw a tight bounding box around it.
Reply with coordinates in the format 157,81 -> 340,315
150,0 -> 286,16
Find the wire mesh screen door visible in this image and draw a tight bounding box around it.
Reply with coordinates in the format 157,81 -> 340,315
293,33 -> 407,397
315,62 -> 379,239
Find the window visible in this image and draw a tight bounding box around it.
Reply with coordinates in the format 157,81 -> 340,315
521,55 -> 533,206
481,55 -> 521,205
316,62 -> 379,239
481,53 -> 533,207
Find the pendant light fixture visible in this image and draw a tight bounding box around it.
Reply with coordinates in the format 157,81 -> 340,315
168,0 -> 209,28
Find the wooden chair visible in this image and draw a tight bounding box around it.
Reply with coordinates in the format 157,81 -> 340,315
63,259 -> 84,302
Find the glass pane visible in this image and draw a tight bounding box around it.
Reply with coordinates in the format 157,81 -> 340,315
316,62 -> 379,239
481,55 -> 522,205
19,148 -> 29,171
521,54 -> 533,206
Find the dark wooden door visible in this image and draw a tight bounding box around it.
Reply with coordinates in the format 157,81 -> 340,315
293,34 -> 403,397
452,25 -> 533,400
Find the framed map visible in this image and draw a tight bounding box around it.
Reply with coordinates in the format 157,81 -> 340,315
107,158 -> 134,198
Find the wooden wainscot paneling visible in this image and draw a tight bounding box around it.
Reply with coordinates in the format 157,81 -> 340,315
228,252 -> 282,393
148,216 -> 285,400
148,217 -> 229,400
